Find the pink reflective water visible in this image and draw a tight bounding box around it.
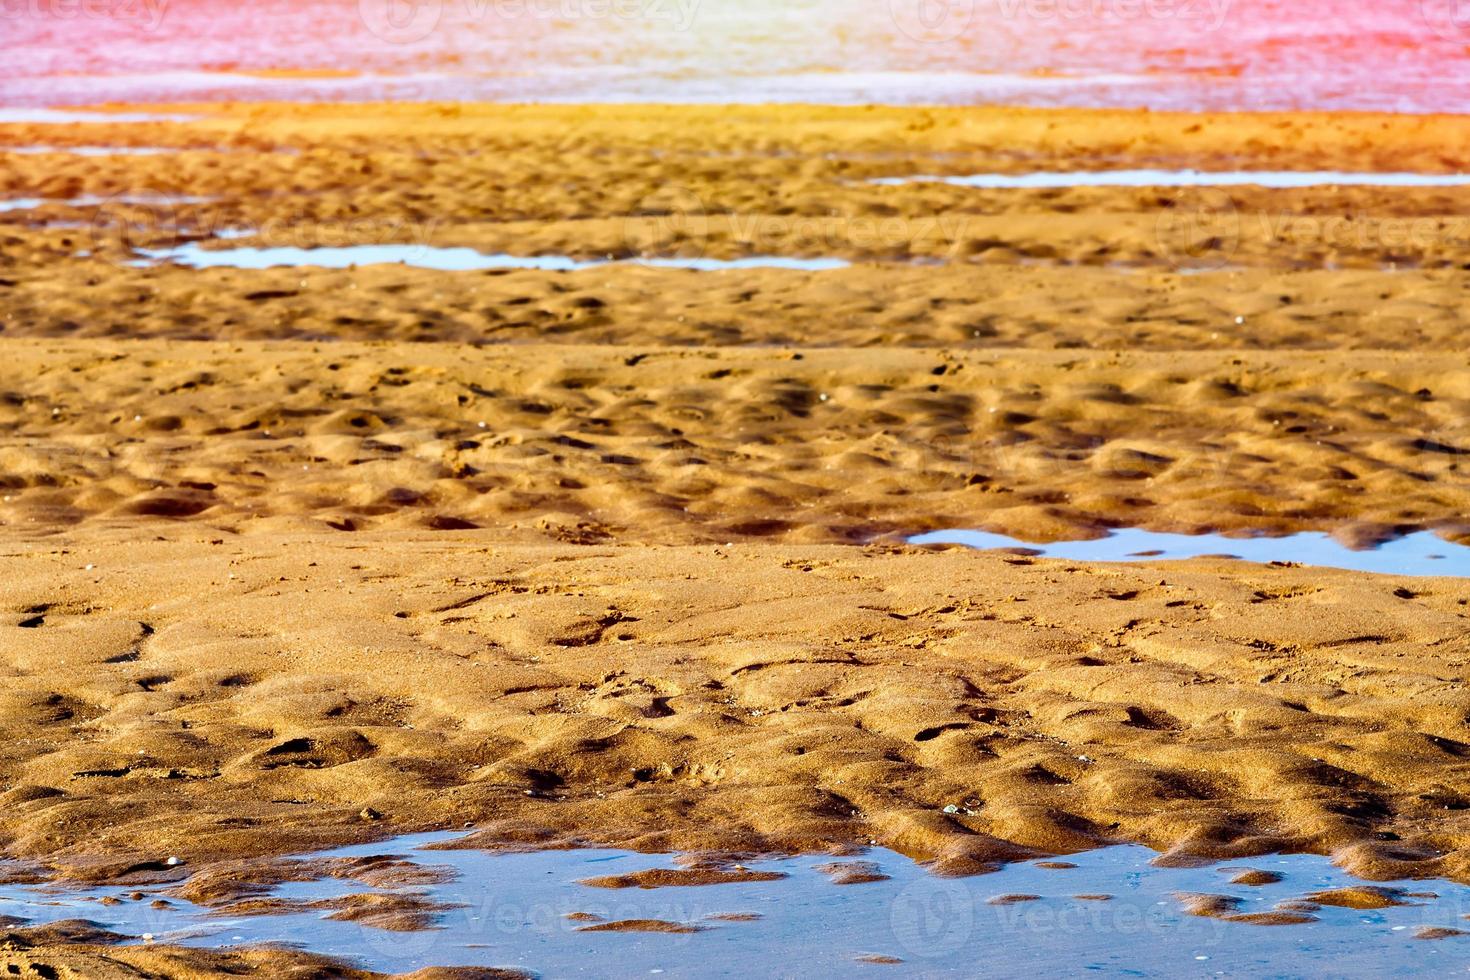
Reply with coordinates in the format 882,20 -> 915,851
2,0 -> 1469,112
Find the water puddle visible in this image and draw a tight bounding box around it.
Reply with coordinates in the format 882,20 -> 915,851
134,243 -> 851,272
910,529 -> 1470,577
2,836 -> 1467,976
0,194 -> 213,214
872,170 -> 1470,190
1,145 -> 177,156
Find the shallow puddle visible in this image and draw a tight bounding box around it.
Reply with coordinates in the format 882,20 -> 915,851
0,194 -> 213,214
910,529 -> 1470,577
872,170 -> 1470,189
134,243 -> 851,272
1,836 -> 1467,977
1,145 -> 177,156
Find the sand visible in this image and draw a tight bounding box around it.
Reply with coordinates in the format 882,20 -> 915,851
2,102 -> 1470,973
4,340 -> 1470,546
2,528 -> 1469,888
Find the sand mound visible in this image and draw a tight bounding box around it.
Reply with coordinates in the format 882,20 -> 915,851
0,530 -> 1466,888
0,341 -> 1468,546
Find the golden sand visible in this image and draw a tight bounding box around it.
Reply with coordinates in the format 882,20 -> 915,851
1,103 -> 1469,974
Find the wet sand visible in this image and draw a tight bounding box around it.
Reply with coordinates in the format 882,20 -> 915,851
3,103 -> 1470,973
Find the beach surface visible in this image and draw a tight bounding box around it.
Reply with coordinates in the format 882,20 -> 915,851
2,103 -> 1470,974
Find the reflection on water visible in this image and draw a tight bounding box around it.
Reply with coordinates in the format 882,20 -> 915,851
0,836 -> 1466,976
134,243 -> 850,272
911,528 -> 1470,577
